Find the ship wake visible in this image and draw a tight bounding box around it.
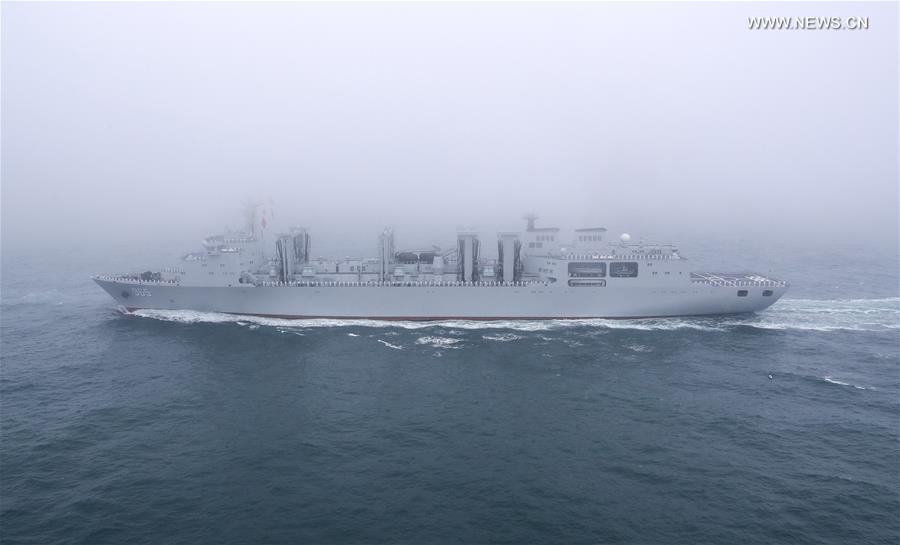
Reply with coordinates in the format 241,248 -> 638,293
124,297 -> 899,333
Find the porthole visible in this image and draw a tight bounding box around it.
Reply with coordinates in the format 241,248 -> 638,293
737,290 -> 748,297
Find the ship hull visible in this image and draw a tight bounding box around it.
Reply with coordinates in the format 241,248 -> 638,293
94,278 -> 787,320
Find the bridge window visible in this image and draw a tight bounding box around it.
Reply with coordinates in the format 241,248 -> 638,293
737,290 -> 748,297
609,262 -> 638,278
763,290 -> 773,296
568,262 -> 606,278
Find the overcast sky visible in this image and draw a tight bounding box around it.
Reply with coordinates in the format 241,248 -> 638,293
2,2 -> 897,254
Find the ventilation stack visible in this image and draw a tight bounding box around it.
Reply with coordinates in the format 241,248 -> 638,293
275,234 -> 295,282
379,229 -> 395,282
290,227 -> 310,266
275,228 -> 311,282
457,232 -> 480,283
497,233 -> 522,284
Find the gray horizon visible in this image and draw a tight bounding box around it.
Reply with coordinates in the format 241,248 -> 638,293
2,1 -> 898,257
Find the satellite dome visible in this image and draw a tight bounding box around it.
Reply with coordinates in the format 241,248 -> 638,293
620,233 -> 631,242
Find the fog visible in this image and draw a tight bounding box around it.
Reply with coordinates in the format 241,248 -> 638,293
2,2 -> 898,257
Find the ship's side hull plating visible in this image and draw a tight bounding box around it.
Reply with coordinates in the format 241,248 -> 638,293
94,279 -> 787,320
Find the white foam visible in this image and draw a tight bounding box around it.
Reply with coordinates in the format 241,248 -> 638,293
377,339 -> 402,350
482,333 -> 522,342
721,297 -> 900,332
125,297 -> 899,333
823,376 -> 875,390
131,309 -> 248,324
415,336 -> 461,349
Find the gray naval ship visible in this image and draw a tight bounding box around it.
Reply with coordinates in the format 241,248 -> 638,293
94,212 -> 788,320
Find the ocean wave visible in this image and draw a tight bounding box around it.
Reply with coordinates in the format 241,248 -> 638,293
823,376 -> 875,391
7,289 -> 68,307
376,339 -> 402,350
772,297 -> 899,314
720,297 -> 899,332
124,297 -> 898,333
415,336 -> 461,349
127,309 -> 727,332
482,333 -> 522,342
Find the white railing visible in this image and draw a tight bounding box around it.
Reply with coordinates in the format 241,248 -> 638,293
93,275 -> 180,286
691,279 -> 787,288
564,253 -> 678,261
257,280 -> 552,288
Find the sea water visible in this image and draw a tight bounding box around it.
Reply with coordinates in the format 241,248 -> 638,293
1,239 -> 898,544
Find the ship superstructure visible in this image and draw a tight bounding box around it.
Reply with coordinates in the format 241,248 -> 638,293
94,213 -> 788,319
